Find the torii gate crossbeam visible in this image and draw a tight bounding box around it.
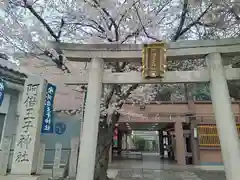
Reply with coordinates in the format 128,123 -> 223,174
54,38 -> 240,62
57,38 -> 240,180
63,68 -> 240,85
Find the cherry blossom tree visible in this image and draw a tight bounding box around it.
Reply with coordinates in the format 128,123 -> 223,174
1,0 -> 240,179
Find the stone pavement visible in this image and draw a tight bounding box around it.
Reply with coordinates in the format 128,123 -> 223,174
109,152 -> 226,180
113,168 -> 226,180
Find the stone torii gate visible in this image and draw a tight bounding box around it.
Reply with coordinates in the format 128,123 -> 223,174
59,38 -> 240,180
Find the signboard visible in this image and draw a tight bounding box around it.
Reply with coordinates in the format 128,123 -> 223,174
41,83 -> 56,133
142,42 -> 167,79
55,122 -> 66,135
0,78 -> 5,106
11,76 -> 47,174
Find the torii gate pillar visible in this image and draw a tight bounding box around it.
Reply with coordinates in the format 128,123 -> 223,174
76,58 -> 104,180
207,53 -> 240,180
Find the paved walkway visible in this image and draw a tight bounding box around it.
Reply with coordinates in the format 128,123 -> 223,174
109,152 -> 226,180
1,153 -> 226,180
113,168 -> 226,180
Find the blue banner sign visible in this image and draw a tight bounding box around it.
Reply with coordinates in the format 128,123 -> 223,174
41,83 -> 56,133
55,122 -> 67,135
0,78 -> 5,106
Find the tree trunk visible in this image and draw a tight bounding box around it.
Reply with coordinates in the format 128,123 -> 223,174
94,129 -> 112,180
94,113 -> 119,180
228,82 -> 240,100
62,112 -> 119,180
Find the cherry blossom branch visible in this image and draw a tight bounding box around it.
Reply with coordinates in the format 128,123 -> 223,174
134,5 -> 162,42
132,0 -> 172,42
121,0 -> 170,43
22,0 -> 61,41
17,0 -> 70,72
172,0 -> 188,41
92,0 -> 119,41
116,0 -> 141,30
174,3 -> 213,41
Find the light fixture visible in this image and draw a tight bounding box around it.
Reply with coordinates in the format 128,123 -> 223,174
140,103 -> 145,110
194,128 -> 198,138
151,72 -> 156,77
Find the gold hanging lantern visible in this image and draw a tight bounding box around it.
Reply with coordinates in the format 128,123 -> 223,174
142,42 -> 167,79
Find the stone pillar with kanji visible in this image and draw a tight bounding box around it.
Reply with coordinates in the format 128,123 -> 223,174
11,75 -> 47,175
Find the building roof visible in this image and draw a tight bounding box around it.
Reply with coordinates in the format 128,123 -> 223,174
18,56 -> 85,111
0,57 -> 27,85
0,58 -> 25,75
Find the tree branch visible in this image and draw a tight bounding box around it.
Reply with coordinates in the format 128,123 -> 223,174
19,0 -> 71,72
229,6 -> 240,21
71,22 -> 104,34
175,3 -> 213,41
117,0 -> 140,30
133,4 -> 161,42
57,18 -> 65,40
120,28 -> 141,43
92,0 -> 119,41
119,84 -> 139,102
195,21 -> 215,27
131,0 -> 171,42
104,86 -> 115,109
172,0 -> 188,41
23,0 -> 60,41
0,53 -> 9,60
